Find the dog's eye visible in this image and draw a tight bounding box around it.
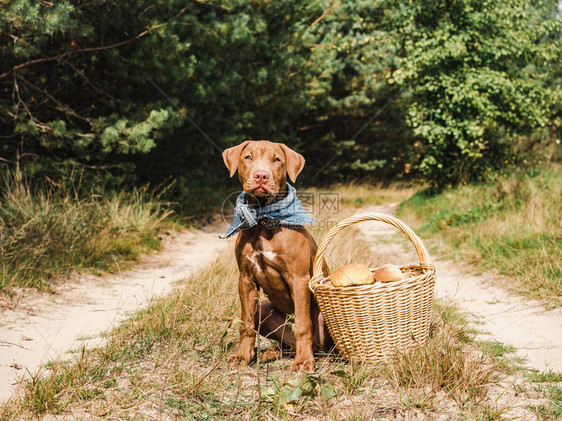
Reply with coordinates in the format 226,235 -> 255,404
244,155 -> 252,160
273,157 -> 281,163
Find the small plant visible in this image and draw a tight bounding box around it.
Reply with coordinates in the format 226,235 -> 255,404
398,388 -> 433,411
333,360 -> 377,396
478,340 -> 523,373
261,373 -> 337,410
527,369 -> 562,420
528,370 -> 562,383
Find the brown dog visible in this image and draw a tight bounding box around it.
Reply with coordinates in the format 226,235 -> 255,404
222,140 -> 330,371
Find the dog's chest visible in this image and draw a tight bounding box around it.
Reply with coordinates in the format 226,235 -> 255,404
244,249 -> 278,275
244,247 -> 294,312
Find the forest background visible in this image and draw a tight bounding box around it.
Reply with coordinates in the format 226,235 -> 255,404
1,0 -> 560,206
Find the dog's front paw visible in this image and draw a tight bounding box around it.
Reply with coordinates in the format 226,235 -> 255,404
228,348 -> 255,366
291,355 -> 315,372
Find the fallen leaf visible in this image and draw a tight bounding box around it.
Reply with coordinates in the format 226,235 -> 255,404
278,385 -> 302,405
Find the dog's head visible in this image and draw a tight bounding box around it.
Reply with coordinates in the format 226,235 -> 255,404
222,140 -> 305,200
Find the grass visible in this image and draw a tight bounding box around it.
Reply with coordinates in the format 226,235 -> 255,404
0,171 -> 171,293
0,194 -> 523,420
385,320 -> 502,410
517,369 -> 562,420
530,385 -> 562,420
397,165 -> 562,307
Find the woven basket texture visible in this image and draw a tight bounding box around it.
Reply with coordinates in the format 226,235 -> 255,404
309,213 -> 436,361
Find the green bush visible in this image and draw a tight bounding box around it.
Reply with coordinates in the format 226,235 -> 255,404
395,0 -> 561,185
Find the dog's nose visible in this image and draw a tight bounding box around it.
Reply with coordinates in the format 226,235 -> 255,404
253,171 -> 269,184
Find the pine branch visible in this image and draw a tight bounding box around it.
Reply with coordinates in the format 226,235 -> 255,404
19,75 -> 94,128
0,4 -> 193,81
0,29 -> 151,80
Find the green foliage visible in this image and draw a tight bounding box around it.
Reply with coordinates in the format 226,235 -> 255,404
0,0 -> 560,198
0,0 -> 185,179
260,371 -> 341,410
528,370 -> 562,383
528,375 -> 562,420
395,0 -> 561,185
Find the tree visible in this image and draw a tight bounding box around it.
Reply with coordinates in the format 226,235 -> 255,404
390,0 -> 561,185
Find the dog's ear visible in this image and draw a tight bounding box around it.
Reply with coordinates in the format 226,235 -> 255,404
279,144 -> 305,183
222,141 -> 251,177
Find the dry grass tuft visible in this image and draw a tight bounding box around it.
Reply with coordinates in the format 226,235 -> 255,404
385,319 -> 503,409
0,171 -> 169,292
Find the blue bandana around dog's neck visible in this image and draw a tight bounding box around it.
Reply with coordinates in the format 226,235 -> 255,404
220,183 -> 314,239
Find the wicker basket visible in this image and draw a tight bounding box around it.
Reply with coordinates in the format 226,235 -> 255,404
309,212 -> 436,362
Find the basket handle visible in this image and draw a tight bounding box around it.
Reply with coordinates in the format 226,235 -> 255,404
312,212 -> 433,280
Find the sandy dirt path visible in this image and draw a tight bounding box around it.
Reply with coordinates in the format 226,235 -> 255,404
357,204 -> 562,373
0,227 -> 229,402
